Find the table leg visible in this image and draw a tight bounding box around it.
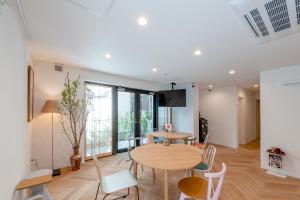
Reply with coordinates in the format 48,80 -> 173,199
164,170 -> 168,200
133,161 -> 138,179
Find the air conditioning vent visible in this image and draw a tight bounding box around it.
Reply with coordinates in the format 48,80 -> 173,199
231,0 -> 300,44
54,64 -> 63,72
250,8 -> 270,36
265,0 -> 291,32
296,0 -> 300,24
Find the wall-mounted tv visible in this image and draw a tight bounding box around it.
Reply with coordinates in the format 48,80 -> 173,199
158,89 -> 186,107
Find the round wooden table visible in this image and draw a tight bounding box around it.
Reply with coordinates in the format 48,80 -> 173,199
148,131 -> 191,144
130,144 -> 203,200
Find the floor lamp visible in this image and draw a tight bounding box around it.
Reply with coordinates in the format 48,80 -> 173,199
41,100 -> 60,176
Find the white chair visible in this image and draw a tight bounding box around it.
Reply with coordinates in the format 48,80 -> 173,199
185,145 -> 216,177
128,137 -> 145,171
93,155 -> 139,200
128,137 -> 156,182
195,145 -> 216,173
178,163 -> 227,200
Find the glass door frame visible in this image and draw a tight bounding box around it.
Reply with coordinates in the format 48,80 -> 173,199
116,86 -> 157,153
84,81 -> 158,158
84,82 -> 114,160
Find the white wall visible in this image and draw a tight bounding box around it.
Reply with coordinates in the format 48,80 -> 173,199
172,83 -> 199,138
0,4 -> 32,200
199,86 -> 239,148
261,65 -> 300,179
31,60 -> 164,169
238,88 -> 257,144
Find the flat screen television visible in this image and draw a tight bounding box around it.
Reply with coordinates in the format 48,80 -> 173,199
158,89 -> 186,107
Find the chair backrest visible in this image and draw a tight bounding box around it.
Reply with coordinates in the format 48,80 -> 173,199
128,137 -> 145,159
203,133 -> 209,147
203,145 -> 216,170
205,163 -> 227,200
93,155 -> 103,183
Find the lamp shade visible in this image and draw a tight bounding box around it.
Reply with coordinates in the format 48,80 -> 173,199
41,100 -> 59,114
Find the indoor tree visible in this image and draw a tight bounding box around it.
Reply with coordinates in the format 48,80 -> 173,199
59,73 -> 93,170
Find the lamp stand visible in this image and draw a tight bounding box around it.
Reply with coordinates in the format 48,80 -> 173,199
51,112 -> 61,176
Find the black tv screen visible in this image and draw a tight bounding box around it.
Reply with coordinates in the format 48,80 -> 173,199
158,89 -> 186,107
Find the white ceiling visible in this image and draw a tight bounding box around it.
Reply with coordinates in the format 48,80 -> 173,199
21,0 -> 300,88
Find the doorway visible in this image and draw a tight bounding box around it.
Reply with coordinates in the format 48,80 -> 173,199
256,99 -> 260,139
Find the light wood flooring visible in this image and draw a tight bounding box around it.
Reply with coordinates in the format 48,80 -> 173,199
48,141 -> 300,200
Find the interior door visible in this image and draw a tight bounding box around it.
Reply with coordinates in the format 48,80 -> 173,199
85,83 -> 113,158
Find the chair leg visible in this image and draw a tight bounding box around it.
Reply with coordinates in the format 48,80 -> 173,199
135,186 -> 139,200
95,181 -> 101,200
103,193 -> 110,200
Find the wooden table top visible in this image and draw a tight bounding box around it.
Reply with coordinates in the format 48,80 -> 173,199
149,131 -> 191,140
130,144 -> 202,170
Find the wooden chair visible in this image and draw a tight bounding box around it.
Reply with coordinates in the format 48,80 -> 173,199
146,134 -> 155,144
93,155 -> 139,200
178,163 -> 227,200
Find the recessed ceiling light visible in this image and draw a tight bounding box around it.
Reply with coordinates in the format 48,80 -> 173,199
152,68 -> 157,72
254,84 -> 259,88
138,17 -> 148,26
209,85 -> 213,88
105,53 -> 111,59
229,70 -> 235,74
194,50 -> 202,56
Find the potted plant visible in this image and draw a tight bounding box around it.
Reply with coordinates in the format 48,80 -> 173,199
59,73 -> 92,171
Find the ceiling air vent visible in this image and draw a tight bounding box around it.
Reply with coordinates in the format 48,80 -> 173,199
265,0 -> 291,32
231,0 -> 300,44
250,8 -> 270,36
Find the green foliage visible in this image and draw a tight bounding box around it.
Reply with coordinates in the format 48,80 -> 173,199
59,73 -> 93,149
118,112 -> 134,141
140,110 -> 153,135
117,110 -> 153,141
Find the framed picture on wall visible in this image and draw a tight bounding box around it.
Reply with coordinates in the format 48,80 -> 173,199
27,65 -> 34,122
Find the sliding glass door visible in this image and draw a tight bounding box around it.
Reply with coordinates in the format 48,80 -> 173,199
85,84 -> 113,158
140,94 -> 154,138
85,82 -> 156,157
117,90 -> 136,151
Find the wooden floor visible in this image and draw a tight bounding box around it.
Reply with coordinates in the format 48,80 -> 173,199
48,141 -> 300,200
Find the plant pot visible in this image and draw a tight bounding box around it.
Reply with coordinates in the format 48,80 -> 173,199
70,146 -> 82,171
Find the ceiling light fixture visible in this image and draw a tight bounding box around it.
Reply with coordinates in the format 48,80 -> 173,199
229,70 -> 235,74
105,53 -> 111,59
138,17 -> 148,26
152,68 -> 157,72
209,85 -> 213,88
194,50 -> 202,56
254,84 -> 259,88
